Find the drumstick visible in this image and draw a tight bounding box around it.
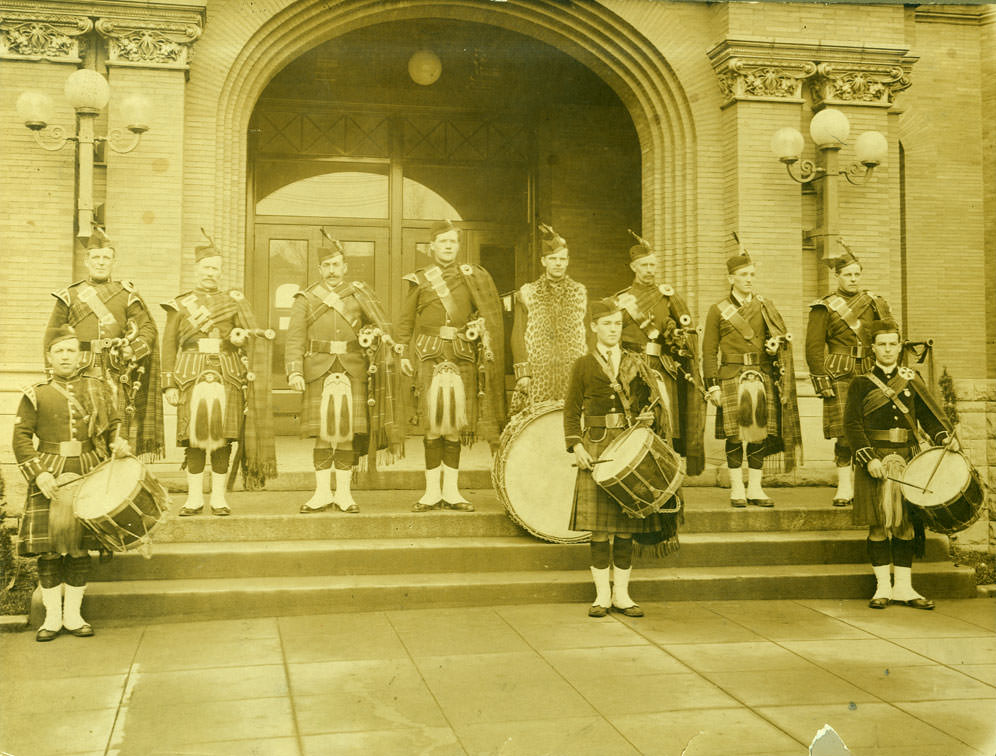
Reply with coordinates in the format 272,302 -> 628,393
919,427 -> 959,499
571,459 -> 614,468
885,475 -> 932,494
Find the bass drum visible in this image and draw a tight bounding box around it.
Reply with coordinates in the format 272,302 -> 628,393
492,400 -> 590,543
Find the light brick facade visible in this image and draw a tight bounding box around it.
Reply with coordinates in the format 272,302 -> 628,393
0,1 -> 993,545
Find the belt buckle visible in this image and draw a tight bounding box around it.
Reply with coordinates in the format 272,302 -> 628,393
852,346 -> 865,358
644,342 -> 662,357
606,413 -> 624,429
744,353 -> 759,366
60,440 -> 82,457
198,338 -> 221,354
328,341 -> 347,355
889,428 -> 905,443
438,326 -> 458,340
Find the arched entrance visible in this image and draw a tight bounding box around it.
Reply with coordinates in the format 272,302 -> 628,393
212,0 -> 698,428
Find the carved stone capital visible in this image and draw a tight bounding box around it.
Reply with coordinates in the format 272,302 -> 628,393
708,40 -> 817,107
0,11 -> 91,62
810,61 -> 913,108
95,16 -> 202,70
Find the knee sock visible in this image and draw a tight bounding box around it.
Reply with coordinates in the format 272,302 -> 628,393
185,448 -> 206,474
834,441 -> 853,467
424,437 -> 443,470
63,555 -> 91,587
746,442 -> 765,470
210,444 -> 231,474
891,537 -> 914,568
867,538 -> 892,567
442,439 -> 461,469
725,439 -> 743,469
612,536 -> 633,570
313,447 -> 334,471
590,540 -> 611,569
333,449 -> 355,470
37,555 -> 62,589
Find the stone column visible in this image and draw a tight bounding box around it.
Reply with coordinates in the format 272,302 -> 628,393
952,379 -> 996,554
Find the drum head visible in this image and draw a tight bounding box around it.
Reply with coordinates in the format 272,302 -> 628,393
902,447 -> 970,508
74,457 -> 143,519
591,427 -> 649,483
492,400 -> 590,543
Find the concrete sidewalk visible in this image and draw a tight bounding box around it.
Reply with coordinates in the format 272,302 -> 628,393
1,599 -> 993,756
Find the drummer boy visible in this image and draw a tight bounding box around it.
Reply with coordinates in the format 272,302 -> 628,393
12,325 -> 129,641
843,319 -> 953,611
564,298 -> 681,618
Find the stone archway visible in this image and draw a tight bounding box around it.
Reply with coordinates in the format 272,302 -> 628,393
211,0 -> 698,291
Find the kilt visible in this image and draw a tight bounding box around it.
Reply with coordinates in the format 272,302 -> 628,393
413,355 -> 479,435
821,374 -> 854,439
852,445 -> 914,528
17,458 -> 103,557
569,426 -> 676,535
175,375 -> 244,445
299,370 -> 369,438
714,370 -> 779,440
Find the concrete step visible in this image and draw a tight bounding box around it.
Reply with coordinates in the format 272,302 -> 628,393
151,487 -> 863,542
90,532 -> 953,582
79,563 -> 978,622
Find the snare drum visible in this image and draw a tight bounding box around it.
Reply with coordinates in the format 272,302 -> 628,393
901,447 -> 984,535
492,400 -> 590,543
591,426 -> 684,518
74,456 -> 170,552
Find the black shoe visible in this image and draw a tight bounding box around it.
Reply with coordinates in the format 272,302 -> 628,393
64,623 -> 94,637
211,505 -> 231,517
892,597 -> 935,610
178,506 -> 203,517
442,500 -> 475,512
868,597 -> 890,610
730,499 -> 747,508
412,500 -> 440,512
341,504 -> 360,514
299,503 -> 330,514
748,498 -> 775,508
832,498 -> 851,508
588,605 -> 609,618
35,627 -> 60,642
612,603 -> 645,618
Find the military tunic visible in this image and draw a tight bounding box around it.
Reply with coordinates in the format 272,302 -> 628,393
397,261 -> 505,442
508,275 -> 587,411
844,365 -> 950,528
806,289 -> 893,438
161,288 -> 252,445
12,376 -> 119,556
285,280 -> 389,438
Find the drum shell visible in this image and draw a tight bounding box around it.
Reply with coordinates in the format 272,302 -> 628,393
902,448 -> 985,535
74,458 -> 170,552
593,427 -> 685,519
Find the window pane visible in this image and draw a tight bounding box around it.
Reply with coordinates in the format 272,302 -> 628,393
341,240 -> 376,288
257,171 -> 389,218
269,238 -> 308,384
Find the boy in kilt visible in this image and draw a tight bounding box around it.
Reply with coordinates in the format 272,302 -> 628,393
565,298 -> 680,619
702,250 -> 802,507
806,249 -> 894,507
162,231 -> 276,516
397,220 -> 506,512
844,319 -> 952,610
286,233 -> 404,513
13,325 -> 129,641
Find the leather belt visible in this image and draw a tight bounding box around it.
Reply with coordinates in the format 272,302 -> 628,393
721,351 -> 764,366
308,339 -> 360,355
868,428 -> 911,443
586,413 -> 626,429
623,342 -> 663,357
830,345 -> 867,358
181,338 -> 231,355
418,325 -> 461,340
37,439 -> 94,457
80,339 -> 117,353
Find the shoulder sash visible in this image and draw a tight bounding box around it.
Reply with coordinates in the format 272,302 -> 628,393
719,298 -> 755,341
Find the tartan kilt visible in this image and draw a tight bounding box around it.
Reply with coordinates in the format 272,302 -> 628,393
17,459 -> 103,557
569,427 -> 676,535
299,371 -> 369,438
821,374 -> 854,439
714,370 -> 779,440
175,376 -> 244,445
411,356 -> 479,435
852,445 -> 914,528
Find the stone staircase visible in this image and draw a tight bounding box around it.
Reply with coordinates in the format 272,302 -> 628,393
30,484 -> 975,624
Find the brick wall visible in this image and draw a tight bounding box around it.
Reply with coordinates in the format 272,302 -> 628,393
983,12 -> 996,378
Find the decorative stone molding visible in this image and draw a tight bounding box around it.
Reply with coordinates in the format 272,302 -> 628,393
0,12 -> 91,62
96,16 -> 202,70
809,61 -> 913,108
708,38 -> 917,109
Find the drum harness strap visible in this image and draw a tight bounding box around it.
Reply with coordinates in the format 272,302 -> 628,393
863,371 -> 925,453
591,350 -> 635,428
49,380 -> 98,439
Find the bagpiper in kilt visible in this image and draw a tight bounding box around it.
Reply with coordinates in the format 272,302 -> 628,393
565,298 -> 680,619
506,222 -> 587,415
13,325 -> 128,641
703,250 -> 802,508
397,220 -> 506,512
286,233 -> 404,514
162,231 -> 276,516
614,231 -> 706,477
843,319 -> 951,611
46,226 -> 164,460
806,249 -> 894,507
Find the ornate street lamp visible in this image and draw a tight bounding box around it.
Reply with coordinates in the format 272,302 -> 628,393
772,108 -> 888,260
16,68 -> 150,238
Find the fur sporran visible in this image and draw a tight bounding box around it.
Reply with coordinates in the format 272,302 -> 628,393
319,372 -> 353,445
50,472 -> 84,555
878,453 -> 907,532
189,370 -> 226,452
427,361 -> 467,437
737,370 -> 768,444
